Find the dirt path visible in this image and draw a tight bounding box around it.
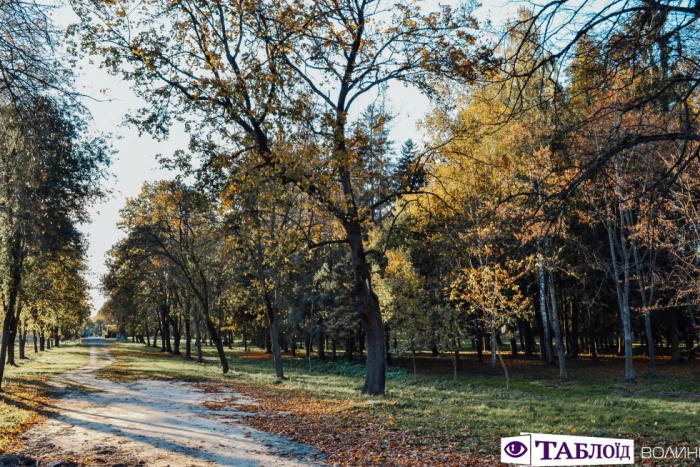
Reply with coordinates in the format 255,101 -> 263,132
12,339 -> 326,467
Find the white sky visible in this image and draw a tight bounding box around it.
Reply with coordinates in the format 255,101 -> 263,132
53,1 -> 514,314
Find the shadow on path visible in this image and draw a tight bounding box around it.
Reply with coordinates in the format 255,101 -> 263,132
10,339 -> 325,467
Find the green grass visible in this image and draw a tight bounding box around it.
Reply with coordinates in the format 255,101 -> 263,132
100,342 -> 700,451
0,341 -> 90,450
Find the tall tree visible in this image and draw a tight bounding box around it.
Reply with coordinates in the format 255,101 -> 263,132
72,0 -> 489,395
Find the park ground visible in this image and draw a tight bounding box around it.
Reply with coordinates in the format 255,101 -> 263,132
0,340 -> 698,466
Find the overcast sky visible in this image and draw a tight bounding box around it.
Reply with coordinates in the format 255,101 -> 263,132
53,1 -> 514,314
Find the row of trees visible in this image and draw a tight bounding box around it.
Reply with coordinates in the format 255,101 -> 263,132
0,0 -> 108,390
85,0 -> 700,395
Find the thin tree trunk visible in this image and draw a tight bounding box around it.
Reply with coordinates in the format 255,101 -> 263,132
571,300 -> 579,358
195,318 -> 203,363
19,323 -> 27,360
548,273 -> 568,381
476,327 -> 484,364
628,221 -> 656,374
172,315 -> 181,356
497,346 -> 510,391
537,253 -> 554,365
490,330 -> 498,371
0,263 -> 21,388
669,310 -> 682,364
185,314 -> 192,359
607,209 -> 635,382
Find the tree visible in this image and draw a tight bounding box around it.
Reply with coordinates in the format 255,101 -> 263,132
450,263 -> 531,389
376,248 -> 430,378
115,180 -> 230,373
395,139 -> 426,192
0,0 -> 73,107
72,0 -> 489,395
0,97 -> 107,390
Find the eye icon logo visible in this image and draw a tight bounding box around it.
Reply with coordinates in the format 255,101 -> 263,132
504,441 -> 528,458
500,435 -> 531,464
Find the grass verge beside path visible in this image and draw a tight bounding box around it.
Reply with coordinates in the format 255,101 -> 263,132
100,343 -> 700,466
0,342 -> 90,452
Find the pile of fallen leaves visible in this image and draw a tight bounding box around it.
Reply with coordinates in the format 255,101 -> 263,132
200,382 -> 496,467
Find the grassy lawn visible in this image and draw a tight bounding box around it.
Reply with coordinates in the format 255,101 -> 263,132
97,342 -> 700,465
0,341 -> 90,451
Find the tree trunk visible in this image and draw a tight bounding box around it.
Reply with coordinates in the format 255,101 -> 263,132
685,298 -> 698,359
476,328 -> 484,364
40,332 -> 45,351
490,330 -> 498,371
453,341 -> 461,381
497,346 -> 511,391
185,315 -> 192,359
317,319 -> 325,361
19,323 -> 27,360
343,220 -> 385,395
520,319 -> 535,358
607,211 -> 635,382
571,300 -> 579,358
172,315 -> 181,356
195,318 -> 203,363
669,309 -> 682,364
145,322 -> 151,347
6,312 -> 19,366
537,252 -> 554,365
267,305 -> 285,379
0,263 -> 22,388
629,212 -> 655,374
588,310 -> 598,364
202,313 -> 228,372
548,273 -> 568,381
33,332 -> 38,353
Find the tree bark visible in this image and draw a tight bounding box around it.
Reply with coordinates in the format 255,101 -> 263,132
0,257 -> 22,388
19,322 -> 27,360
628,221 -> 656,374
172,314 -> 181,356
537,253 -> 554,365
607,209 -> 635,382
343,220 -> 385,394
548,273 -> 568,381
